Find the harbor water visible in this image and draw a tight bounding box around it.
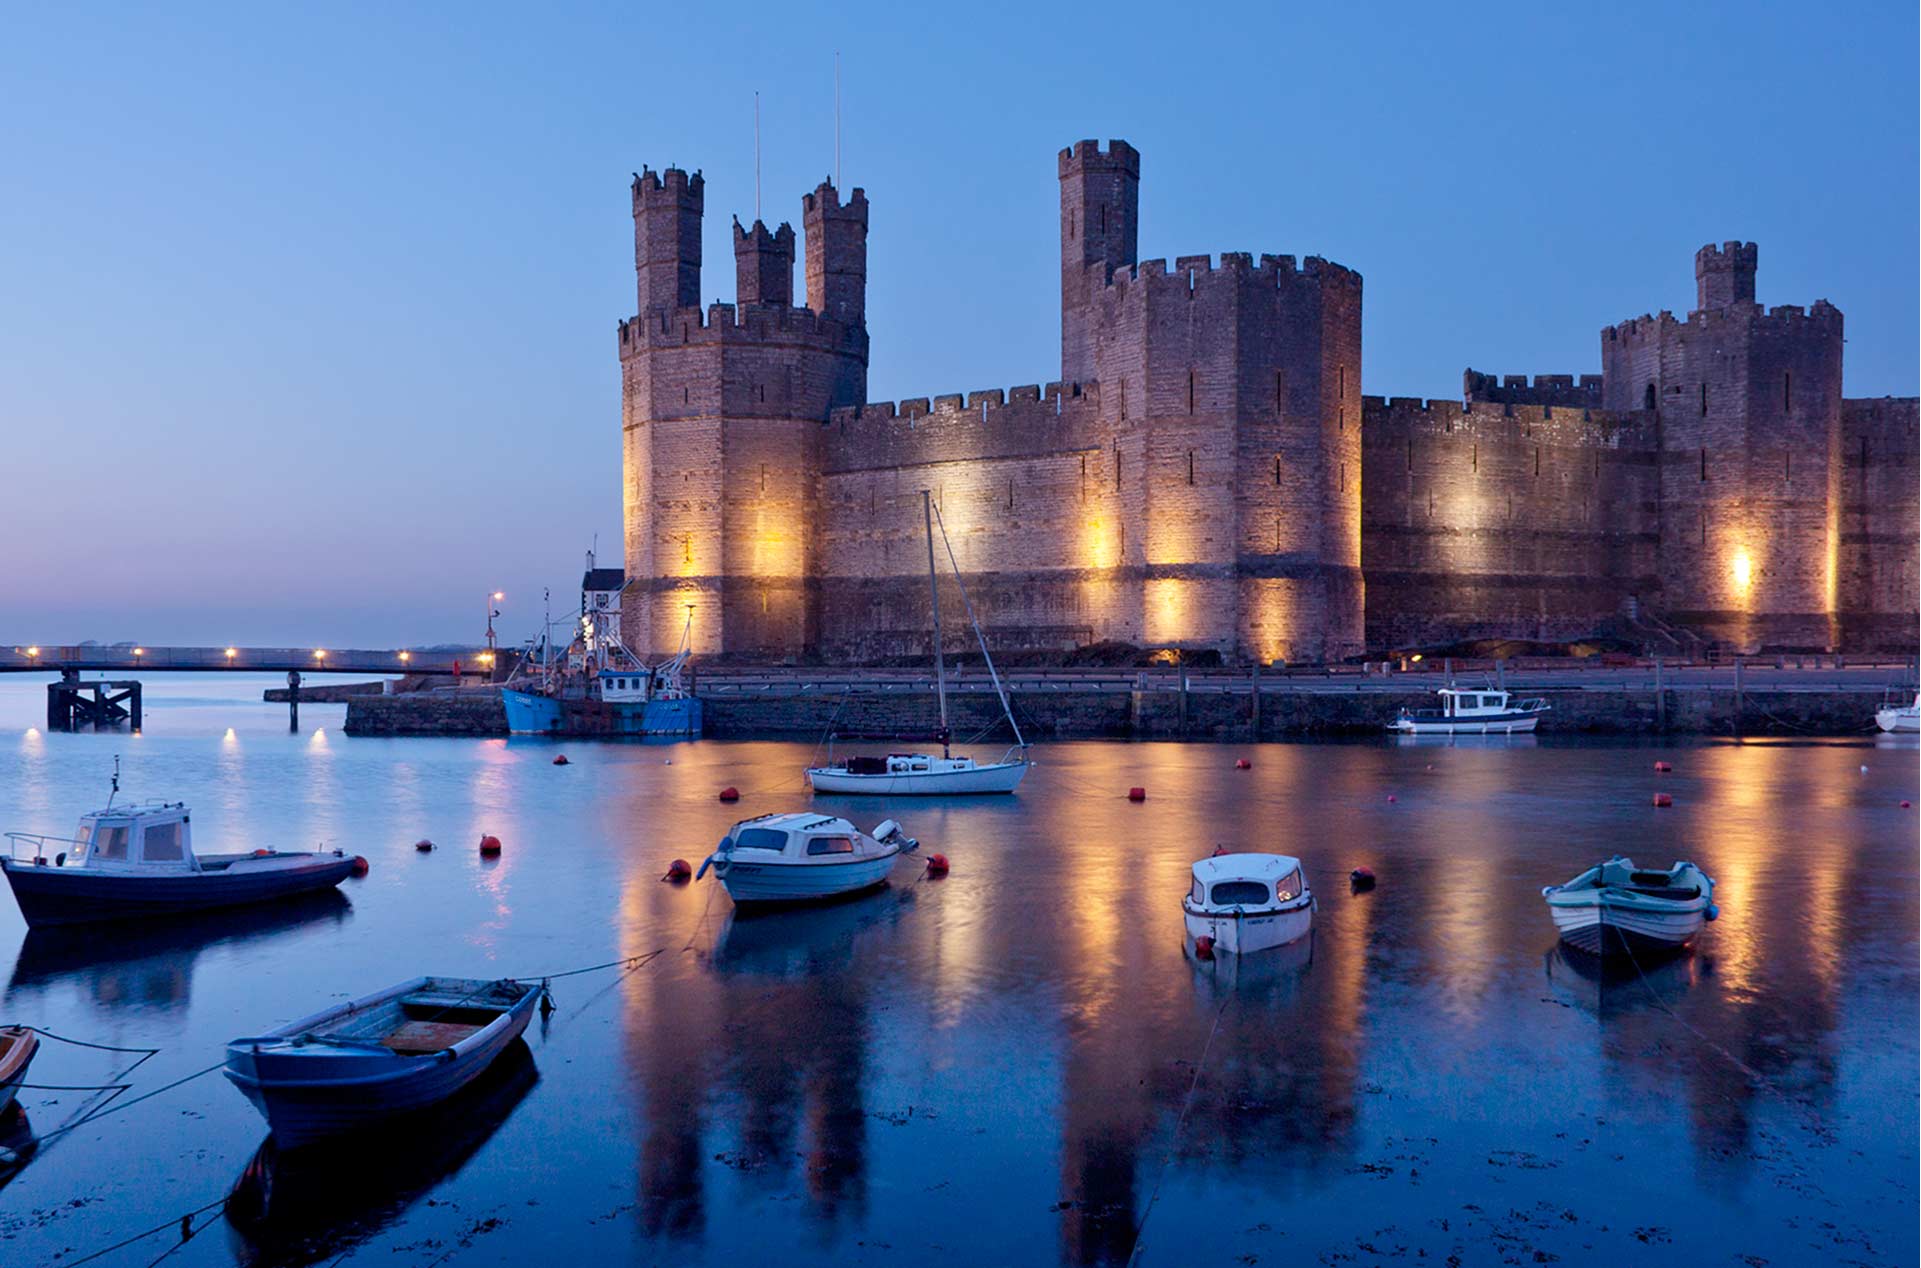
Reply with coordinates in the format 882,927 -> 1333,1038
0,674 -> 1914,1266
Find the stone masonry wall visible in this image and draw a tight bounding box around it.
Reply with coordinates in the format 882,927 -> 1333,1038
1837,396 -> 1920,649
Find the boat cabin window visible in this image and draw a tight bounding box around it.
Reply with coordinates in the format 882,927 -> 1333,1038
734,827 -> 790,851
141,821 -> 185,862
93,824 -> 130,860
806,835 -> 856,856
1190,878 -> 1204,904
1209,880 -> 1270,906
1273,868 -> 1302,902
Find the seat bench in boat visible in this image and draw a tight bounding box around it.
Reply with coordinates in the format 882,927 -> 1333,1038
380,1020 -> 483,1054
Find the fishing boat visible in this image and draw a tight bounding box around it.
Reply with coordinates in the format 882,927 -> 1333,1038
1389,686 -> 1550,735
2,782 -> 359,928
1875,690 -> 1920,734
224,976 -> 540,1149
500,564 -> 702,738
0,1026 -> 39,1115
697,813 -> 917,905
1541,856 -> 1718,958
806,491 -> 1029,794
1182,853 -> 1315,956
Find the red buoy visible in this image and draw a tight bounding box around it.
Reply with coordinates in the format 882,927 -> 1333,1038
350,855 -> 370,876
1653,761 -> 1673,773
553,754 -> 570,766
663,858 -> 692,882
1902,800 -> 1913,810
1193,935 -> 1215,961
1234,758 -> 1251,770
718,786 -> 740,802
925,853 -> 950,877
1652,793 -> 1673,808
414,839 -> 435,853
1386,794 -> 1398,803
1350,866 -> 1376,889
1210,844 -> 1229,857
479,834 -> 503,856
1127,787 -> 1146,802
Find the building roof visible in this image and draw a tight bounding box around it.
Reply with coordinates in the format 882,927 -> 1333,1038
582,568 -> 626,593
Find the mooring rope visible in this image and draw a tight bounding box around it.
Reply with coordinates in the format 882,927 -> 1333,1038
1123,984 -> 1238,1268
54,1195 -> 231,1268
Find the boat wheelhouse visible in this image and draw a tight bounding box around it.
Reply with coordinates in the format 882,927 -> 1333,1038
1389,687 -> 1549,735
697,813 -> 917,905
1181,853 -> 1315,956
2,800 -> 358,928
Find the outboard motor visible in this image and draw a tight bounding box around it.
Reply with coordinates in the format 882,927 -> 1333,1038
872,820 -> 917,851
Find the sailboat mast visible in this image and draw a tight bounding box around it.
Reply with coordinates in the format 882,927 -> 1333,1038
922,489 -> 949,754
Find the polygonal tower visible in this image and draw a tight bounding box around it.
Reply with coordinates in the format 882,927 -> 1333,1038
1602,242 -> 1844,650
1059,140 -> 1139,384
619,168 -> 868,660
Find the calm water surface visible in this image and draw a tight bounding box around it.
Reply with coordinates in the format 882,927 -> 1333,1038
0,675 -> 1914,1267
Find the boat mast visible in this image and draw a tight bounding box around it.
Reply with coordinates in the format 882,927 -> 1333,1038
922,489 -> 949,756
931,500 -> 1028,753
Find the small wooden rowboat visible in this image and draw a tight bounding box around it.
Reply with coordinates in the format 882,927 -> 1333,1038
225,977 -> 539,1148
0,1026 -> 40,1115
1542,856 -> 1718,957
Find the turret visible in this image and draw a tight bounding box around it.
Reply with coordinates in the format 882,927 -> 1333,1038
632,166 -> 703,313
733,217 -> 796,307
1695,240 -> 1757,312
802,180 -> 868,327
1058,139 -> 1139,382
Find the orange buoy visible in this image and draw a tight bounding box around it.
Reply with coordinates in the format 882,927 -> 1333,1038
553,754 -> 570,766
252,848 -> 273,857
718,786 -> 740,802
1127,787 -> 1146,802
350,855 -> 370,876
479,834 -> 503,856
1234,758 -> 1251,770
1653,761 -> 1673,773
925,853 -> 950,877
414,839 -> 435,853
1350,866 -> 1376,889
1652,793 -> 1673,808
1210,844 -> 1229,857
1193,935 -> 1215,960
663,858 -> 692,882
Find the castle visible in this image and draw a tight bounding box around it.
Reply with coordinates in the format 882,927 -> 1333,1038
619,140 -> 1916,663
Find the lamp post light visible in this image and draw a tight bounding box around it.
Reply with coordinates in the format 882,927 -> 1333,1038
485,591 -> 504,679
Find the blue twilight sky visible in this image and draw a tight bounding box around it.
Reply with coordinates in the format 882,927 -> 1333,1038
1,1 -> 1914,647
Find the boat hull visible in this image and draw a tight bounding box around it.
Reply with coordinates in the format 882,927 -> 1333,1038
224,982 -> 538,1149
1390,712 -> 1541,735
0,1028 -> 39,1116
501,689 -> 701,737
1546,896 -> 1706,957
1182,898 -> 1314,954
805,762 -> 1027,795
1875,707 -> 1919,734
714,850 -> 900,905
0,855 -> 357,928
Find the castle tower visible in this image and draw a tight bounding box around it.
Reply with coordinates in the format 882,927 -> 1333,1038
1602,242 -> 1843,650
632,167 -> 703,313
802,180 -> 867,326
620,173 -> 868,661
734,217 -> 796,306
1695,240 -> 1758,312
1058,140 -> 1139,383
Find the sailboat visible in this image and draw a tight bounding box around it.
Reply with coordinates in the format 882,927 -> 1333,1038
805,491 -> 1029,794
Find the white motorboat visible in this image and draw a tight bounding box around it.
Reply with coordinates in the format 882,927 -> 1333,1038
1389,686 -> 1549,735
697,813 -> 918,905
806,491 -> 1029,795
1181,853 -> 1315,956
1875,691 -> 1919,734
1542,856 -> 1717,958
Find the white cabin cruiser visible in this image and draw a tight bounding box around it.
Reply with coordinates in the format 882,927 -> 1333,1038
1875,691 -> 1919,734
1390,687 -> 1549,735
1542,856 -> 1718,957
806,491 -> 1029,795
697,814 -> 918,905
1182,853 -> 1315,956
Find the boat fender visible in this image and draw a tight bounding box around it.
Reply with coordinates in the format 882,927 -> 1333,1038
1705,904 -> 1720,921
1193,935 -> 1215,960
662,858 -> 692,882
694,853 -> 717,881
479,834 -> 503,856
53,852 -> 64,867
925,853 -> 949,877
350,856 -> 370,876
253,849 -> 273,857
718,787 -> 740,802
415,839 -> 435,852
1652,793 -> 1672,808
1127,787 -> 1146,802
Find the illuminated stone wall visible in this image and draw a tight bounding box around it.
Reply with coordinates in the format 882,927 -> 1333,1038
1837,396 -> 1920,650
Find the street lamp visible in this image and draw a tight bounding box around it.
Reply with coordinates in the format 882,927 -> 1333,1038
398,650 -> 411,664
25,646 -> 39,660
313,649 -> 327,662
485,591 -> 504,663
224,647 -> 238,662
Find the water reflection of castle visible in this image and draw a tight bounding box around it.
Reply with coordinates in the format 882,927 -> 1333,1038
606,744 -> 1886,1259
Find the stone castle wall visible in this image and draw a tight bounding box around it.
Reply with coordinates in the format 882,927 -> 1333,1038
1838,396 -> 1920,649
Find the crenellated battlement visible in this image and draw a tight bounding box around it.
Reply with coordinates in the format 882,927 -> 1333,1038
1096,250 -> 1362,298
1058,138 -> 1140,176
1463,369 -> 1603,408
631,165 -> 703,207
1362,395 -> 1654,449
1604,296 -> 1844,344
616,300 -> 867,356
823,380 -> 1101,474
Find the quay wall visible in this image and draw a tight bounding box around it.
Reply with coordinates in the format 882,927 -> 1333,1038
344,690 -> 507,736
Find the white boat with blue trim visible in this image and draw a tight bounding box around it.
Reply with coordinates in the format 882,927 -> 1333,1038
1390,686 -> 1549,735
1542,856 -> 1718,957
698,813 -> 918,905
1182,853 -> 1315,956
224,976 -> 540,1149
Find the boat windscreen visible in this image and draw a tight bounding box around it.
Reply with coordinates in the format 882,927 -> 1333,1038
1209,880 -> 1270,906
734,828 -> 789,851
